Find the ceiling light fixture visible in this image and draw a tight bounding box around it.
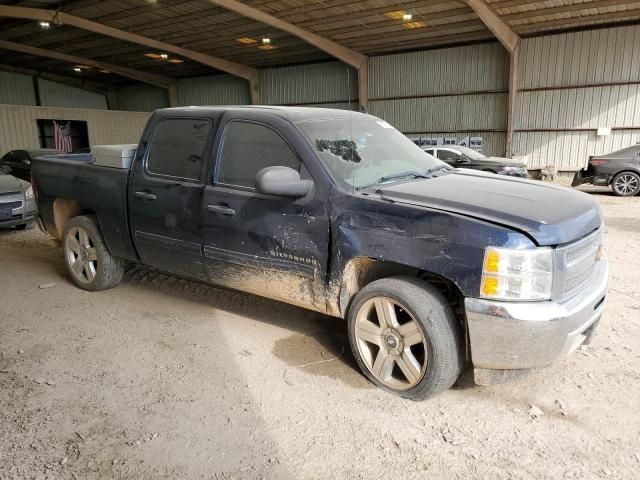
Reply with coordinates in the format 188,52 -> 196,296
403,13 -> 413,21
73,67 -> 82,73
384,11 -> 405,20
39,21 -> 51,29
237,37 -> 257,44
262,37 -> 271,45
403,21 -> 426,29
160,53 -> 169,60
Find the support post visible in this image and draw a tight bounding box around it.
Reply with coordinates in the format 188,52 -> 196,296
106,90 -> 118,111
167,85 -> 179,108
506,45 -> 519,158
358,59 -> 369,111
249,74 -> 260,105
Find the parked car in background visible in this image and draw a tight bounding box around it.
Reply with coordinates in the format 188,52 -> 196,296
422,145 -> 528,177
0,169 -> 36,230
31,107 -> 607,400
0,148 -> 63,182
572,144 -> 640,196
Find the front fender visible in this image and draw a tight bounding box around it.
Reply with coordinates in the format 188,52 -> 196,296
328,193 -> 535,312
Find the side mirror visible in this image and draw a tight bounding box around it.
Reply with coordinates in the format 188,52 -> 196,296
255,166 -> 313,198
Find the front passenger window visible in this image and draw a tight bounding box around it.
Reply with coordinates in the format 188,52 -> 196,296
216,121 -> 300,189
437,150 -> 461,162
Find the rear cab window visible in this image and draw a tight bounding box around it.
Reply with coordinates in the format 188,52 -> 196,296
146,118 -> 212,181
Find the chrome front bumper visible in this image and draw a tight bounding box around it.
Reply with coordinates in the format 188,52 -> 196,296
465,258 -> 608,379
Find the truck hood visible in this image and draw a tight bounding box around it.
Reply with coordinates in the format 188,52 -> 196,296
0,173 -> 24,194
376,170 -> 602,246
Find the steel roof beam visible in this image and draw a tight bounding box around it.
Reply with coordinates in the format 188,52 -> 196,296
463,0 -> 519,53
205,0 -> 369,108
0,5 -> 260,104
0,39 -> 175,89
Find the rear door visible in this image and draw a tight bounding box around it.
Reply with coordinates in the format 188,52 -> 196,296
128,115 -> 214,279
200,115 -> 330,312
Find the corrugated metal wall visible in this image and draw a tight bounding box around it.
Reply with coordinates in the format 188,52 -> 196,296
0,71 -> 36,106
513,25 -> 640,170
260,61 -> 357,107
368,43 -> 509,156
0,104 -> 150,153
38,79 -> 108,110
117,84 -> 169,112
178,74 -> 250,106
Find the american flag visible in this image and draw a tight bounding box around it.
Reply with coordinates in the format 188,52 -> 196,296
53,120 -> 73,152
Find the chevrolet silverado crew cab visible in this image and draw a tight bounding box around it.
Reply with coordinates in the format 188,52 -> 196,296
32,107 -> 608,400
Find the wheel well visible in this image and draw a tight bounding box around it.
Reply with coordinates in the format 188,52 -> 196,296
336,257 -> 465,319
335,257 -> 468,360
609,170 -> 640,185
50,198 -> 94,239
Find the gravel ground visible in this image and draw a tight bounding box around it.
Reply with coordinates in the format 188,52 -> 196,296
1,186 -> 639,480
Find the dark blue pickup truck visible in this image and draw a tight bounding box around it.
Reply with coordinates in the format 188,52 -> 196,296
32,107 -> 608,400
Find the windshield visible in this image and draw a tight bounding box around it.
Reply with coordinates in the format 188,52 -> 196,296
454,145 -> 486,160
296,117 -> 446,189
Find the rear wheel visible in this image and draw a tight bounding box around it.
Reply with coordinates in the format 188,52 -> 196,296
611,172 -> 640,196
62,215 -> 124,291
347,276 -> 462,400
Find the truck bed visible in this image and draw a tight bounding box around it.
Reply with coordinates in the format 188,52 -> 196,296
32,157 -> 138,261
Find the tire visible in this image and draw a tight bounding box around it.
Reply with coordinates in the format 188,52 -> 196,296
62,215 -> 124,291
347,276 -> 462,400
611,171 -> 640,197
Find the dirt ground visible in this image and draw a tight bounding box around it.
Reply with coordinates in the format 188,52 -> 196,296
1,186 -> 639,480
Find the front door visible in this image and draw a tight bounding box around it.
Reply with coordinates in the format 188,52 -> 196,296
200,118 -> 330,312
128,116 -> 214,279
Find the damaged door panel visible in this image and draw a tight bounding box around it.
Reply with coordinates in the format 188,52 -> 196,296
200,116 -> 330,312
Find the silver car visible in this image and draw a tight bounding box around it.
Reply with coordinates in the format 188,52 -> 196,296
0,169 -> 36,230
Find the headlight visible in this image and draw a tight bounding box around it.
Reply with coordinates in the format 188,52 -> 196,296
24,186 -> 34,200
502,166 -> 525,173
480,247 -> 553,301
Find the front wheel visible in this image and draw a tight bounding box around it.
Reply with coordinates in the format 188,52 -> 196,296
611,171 -> 640,196
347,276 -> 462,400
62,215 -> 124,291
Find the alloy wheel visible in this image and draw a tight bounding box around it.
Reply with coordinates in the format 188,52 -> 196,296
354,296 -> 427,390
65,226 -> 98,284
614,174 -> 639,195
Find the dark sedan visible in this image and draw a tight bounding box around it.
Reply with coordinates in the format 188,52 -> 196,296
572,144 -> 640,196
0,148 -> 63,182
422,145 -> 529,177
0,170 -> 37,230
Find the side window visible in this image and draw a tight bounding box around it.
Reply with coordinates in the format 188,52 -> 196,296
146,118 -> 212,180
425,149 -> 435,155
216,121 -> 300,189
437,149 -> 460,162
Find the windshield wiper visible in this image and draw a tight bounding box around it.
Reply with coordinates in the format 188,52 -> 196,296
425,164 -> 452,174
356,171 -> 429,190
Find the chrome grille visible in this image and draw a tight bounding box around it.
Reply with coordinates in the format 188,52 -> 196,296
563,267 -> 595,294
554,230 -> 603,301
0,200 -> 23,210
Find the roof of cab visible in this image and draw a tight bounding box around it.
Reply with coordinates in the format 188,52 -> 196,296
154,105 -> 373,122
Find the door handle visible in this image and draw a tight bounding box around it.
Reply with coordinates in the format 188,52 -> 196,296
135,191 -> 157,200
207,204 -> 235,216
